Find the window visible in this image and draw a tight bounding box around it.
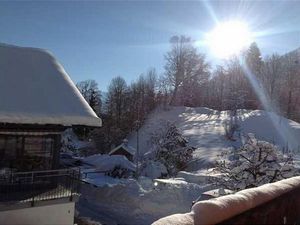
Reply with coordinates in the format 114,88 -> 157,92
0,135 -> 22,168
24,137 -> 54,170
0,134 -> 56,171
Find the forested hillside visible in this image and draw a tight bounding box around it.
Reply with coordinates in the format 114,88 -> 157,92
75,36 -> 300,153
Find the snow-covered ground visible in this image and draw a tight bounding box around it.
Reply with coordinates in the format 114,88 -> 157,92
128,107 -> 300,170
78,107 -> 300,224
77,176 -> 212,225
128,107 -> 230,169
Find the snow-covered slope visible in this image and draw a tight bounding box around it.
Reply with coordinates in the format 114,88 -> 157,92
0,43 -> 101,127
236,110 -> 300,151
128,107 -> 300,170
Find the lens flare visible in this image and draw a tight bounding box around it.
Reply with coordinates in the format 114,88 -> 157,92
207,21 -> 253,58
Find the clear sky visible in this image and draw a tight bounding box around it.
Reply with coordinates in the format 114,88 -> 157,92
1,1 -> 300,91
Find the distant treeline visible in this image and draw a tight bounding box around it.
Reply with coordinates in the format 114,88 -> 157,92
76,35 -> 300,153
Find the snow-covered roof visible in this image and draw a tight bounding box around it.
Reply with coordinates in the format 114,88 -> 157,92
0,43 -> 102,127
201,188 -> 234,198
82,154 -> 136,171
109,142 -> 136,156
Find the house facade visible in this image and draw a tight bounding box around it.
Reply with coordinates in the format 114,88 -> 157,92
0,43 -> 102,225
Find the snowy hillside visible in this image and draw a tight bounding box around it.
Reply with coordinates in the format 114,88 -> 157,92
128,107 -> 300,170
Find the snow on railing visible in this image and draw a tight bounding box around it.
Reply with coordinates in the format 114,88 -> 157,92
152,176 -> 300,225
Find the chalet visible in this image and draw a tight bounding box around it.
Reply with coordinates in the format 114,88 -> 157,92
109,139 -> 135,162
0,43 -> 102,225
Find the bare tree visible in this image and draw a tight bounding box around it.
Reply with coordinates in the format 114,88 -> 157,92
281,54 -> 300,118
261,54 -> 282,109
106,76 -> 128,127
76,80 -> 102,114
211,134 -> 299,191
165,35 -> 210,106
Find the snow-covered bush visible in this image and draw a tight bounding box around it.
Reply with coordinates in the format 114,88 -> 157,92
61,129 -> 96,156
105,166 -> 133,178
150,121 -> 195,175
140,160 -> 168,179
211,133 -> 299,191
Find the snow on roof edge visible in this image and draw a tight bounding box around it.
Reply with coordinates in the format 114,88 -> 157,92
0,114 -> 101,127
109,143 -> 135,155
0,43 -> 102,127
52,57 -> 102,127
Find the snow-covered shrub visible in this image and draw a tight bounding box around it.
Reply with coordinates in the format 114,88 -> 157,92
150,121 -> 195,175
61,129 -> 96,156
140,160 -> 168,179
105,166 -> 133,178
211,133 -> 299,191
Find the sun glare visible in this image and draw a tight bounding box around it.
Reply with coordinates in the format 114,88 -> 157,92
207,21 -> 253,58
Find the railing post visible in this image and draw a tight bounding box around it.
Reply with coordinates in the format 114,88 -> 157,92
31,172 -> 35,207
69,169 -> 74,202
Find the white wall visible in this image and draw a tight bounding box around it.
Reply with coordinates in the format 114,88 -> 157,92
0,202 -> 75,225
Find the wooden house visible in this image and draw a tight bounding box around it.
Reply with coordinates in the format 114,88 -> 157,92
0,43 -> 101,225
109,139 -> 135,162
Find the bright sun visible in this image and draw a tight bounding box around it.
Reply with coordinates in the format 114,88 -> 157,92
207,21 -> 253,58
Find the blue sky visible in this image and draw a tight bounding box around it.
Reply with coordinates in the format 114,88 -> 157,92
1,1 -> 300,91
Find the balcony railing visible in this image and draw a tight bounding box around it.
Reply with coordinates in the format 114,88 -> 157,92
0,168 -> 80,206
152,176 -> 300,225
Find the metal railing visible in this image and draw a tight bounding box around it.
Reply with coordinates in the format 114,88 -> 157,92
0,168 -> 80,206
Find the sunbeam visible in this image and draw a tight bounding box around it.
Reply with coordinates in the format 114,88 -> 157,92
240,58 -> 300,151
201,0 -> 219,25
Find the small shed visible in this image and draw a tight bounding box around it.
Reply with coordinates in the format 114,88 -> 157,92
108,139 -> 135,162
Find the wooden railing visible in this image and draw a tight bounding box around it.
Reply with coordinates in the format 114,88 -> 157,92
218,186 -> 300,224
153,176 -> 300,225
